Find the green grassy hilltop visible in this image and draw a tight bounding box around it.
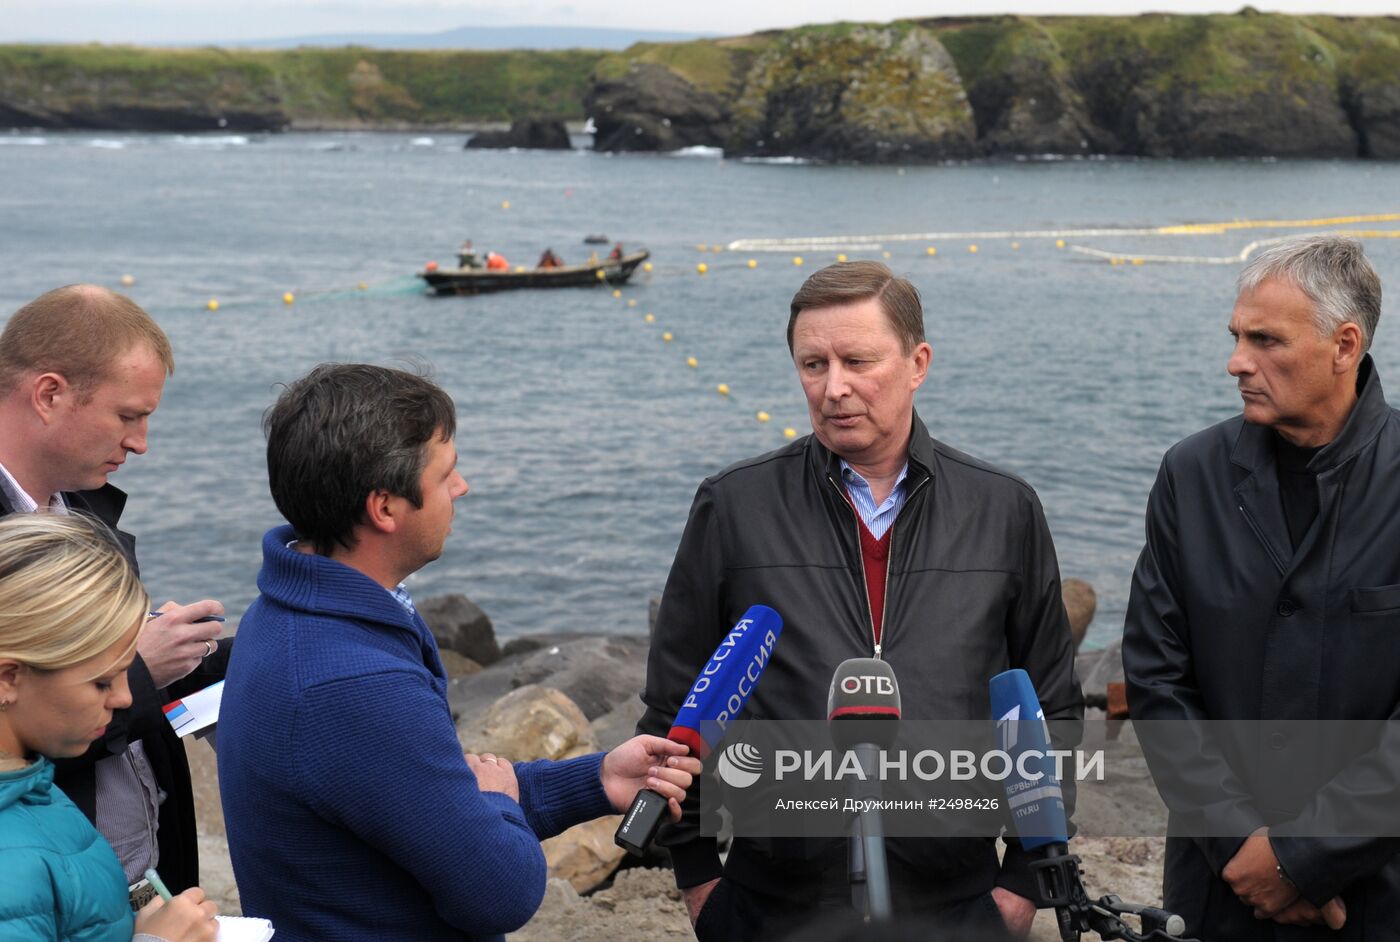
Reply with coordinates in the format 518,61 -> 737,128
0,44 -> 606,129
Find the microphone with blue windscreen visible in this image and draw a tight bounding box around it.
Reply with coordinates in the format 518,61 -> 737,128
990,667 -> 1069,850
614,604 -> 783,856
989,668 -> 1190,941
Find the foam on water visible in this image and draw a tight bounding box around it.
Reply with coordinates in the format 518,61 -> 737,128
669,145 -> 723,158
173,135 -> 250,147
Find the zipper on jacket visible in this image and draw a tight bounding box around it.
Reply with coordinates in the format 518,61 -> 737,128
828,471 -> 931,660
830,473 -> 882,658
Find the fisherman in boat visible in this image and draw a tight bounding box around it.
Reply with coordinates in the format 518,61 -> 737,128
457,240 -> 480,269
607,242 -> 625,261
537,249 -> 564,269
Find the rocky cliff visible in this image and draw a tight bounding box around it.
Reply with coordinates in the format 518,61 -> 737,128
586,11 -> 1400,161
726,23 -> 976,161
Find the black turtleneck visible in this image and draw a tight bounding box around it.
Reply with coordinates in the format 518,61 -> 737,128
1273,432 -> 1322,551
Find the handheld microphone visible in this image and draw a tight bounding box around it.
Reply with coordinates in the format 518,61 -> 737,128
614,604 -> 783,856
990,669 -> 1190,941
829,658 -> 899,921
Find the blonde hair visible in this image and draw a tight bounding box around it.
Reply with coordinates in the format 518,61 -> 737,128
0,513 -> 148,672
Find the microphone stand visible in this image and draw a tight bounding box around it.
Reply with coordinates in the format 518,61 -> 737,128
846,741 -> 892,922
1028,845 -> 1197,942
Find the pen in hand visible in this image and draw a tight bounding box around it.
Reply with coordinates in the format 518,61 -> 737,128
148,611 -> 225,623
143,867 -> 173,902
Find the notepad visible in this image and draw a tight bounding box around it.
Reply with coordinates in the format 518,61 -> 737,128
216,915 -> 274,941
162,681 -> 224,738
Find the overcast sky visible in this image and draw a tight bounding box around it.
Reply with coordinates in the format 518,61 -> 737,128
5,0 -> 1397,45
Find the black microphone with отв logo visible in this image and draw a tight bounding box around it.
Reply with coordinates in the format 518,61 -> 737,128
828,657 -> 901,922
614,605 -> 783,856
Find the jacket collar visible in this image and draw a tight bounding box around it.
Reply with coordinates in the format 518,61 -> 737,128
63,483 -> 129,526
257,524 -> 426,635
0,481 -> 127,522
806,409 -> 938,486
1230,355 -> 1388,475
0,756 -> 54,811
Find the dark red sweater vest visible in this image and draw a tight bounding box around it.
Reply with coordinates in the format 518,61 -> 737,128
853,507 -> 892,647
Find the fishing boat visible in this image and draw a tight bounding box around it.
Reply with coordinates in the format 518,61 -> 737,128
418,248 -> 650,296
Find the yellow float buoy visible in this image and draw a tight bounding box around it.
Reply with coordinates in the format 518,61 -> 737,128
1011,242 -> 1020,250
119,274 -> 135,286
501,200 -> 510,209
515,266 -> 526,273
783,427 -> 797,439
612,289 -> 622,298
756,411 -> 771,423
926,246 -> 937,256
645,313 -> 655,323
1056,239 -> 1066,248
206,299 -> 219,312
627,298 -> 637,307
595,269 -> 606,280
696,244 -> 708,252
882,251 -> 891,259
836,254 -> 847,263
282,292 -> 295,305
1132,257 -> 1145,266
357,281 -> 367,290
643,262 -> 653,272
697,263 -> 708,275
792,256 -> 803,266
717,383 -> 730,396
687,357 -> 698,368
712,245 -> 723,253
747,259 -> 758,269
662,331 -> 673,342
968,244 -> 979,254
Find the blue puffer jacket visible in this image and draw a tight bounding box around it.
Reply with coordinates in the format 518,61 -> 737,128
0,757 -> 133,942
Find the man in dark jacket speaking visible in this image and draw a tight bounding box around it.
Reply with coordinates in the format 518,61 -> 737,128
1124,235 -> 1400,939
640,261 -> 1082,939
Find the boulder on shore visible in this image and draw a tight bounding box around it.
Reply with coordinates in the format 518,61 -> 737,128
463,684 -> 597,761
466,118 -> 572,150
420,593 -> 502,666
1062,578 -> 1098,651
511,636 -> 650,721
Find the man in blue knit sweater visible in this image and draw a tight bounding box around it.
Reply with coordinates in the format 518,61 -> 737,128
217,363 -> 699,942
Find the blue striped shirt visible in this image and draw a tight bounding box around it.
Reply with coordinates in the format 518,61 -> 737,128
390,583 -> 417,616
840,461 -> 909,540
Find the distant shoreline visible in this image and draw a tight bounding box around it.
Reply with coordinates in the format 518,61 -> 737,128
4,12 -> 1398,162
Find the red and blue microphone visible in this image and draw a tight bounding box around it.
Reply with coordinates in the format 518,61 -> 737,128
614,604 -> 783,855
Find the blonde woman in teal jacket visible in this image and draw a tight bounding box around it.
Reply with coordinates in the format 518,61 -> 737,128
0,513 -> 216,942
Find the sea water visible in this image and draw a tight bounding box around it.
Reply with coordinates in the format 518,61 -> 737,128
2,130 -> 1397,646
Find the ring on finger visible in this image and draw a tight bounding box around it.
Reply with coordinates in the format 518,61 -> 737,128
202,640 -> 216,658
